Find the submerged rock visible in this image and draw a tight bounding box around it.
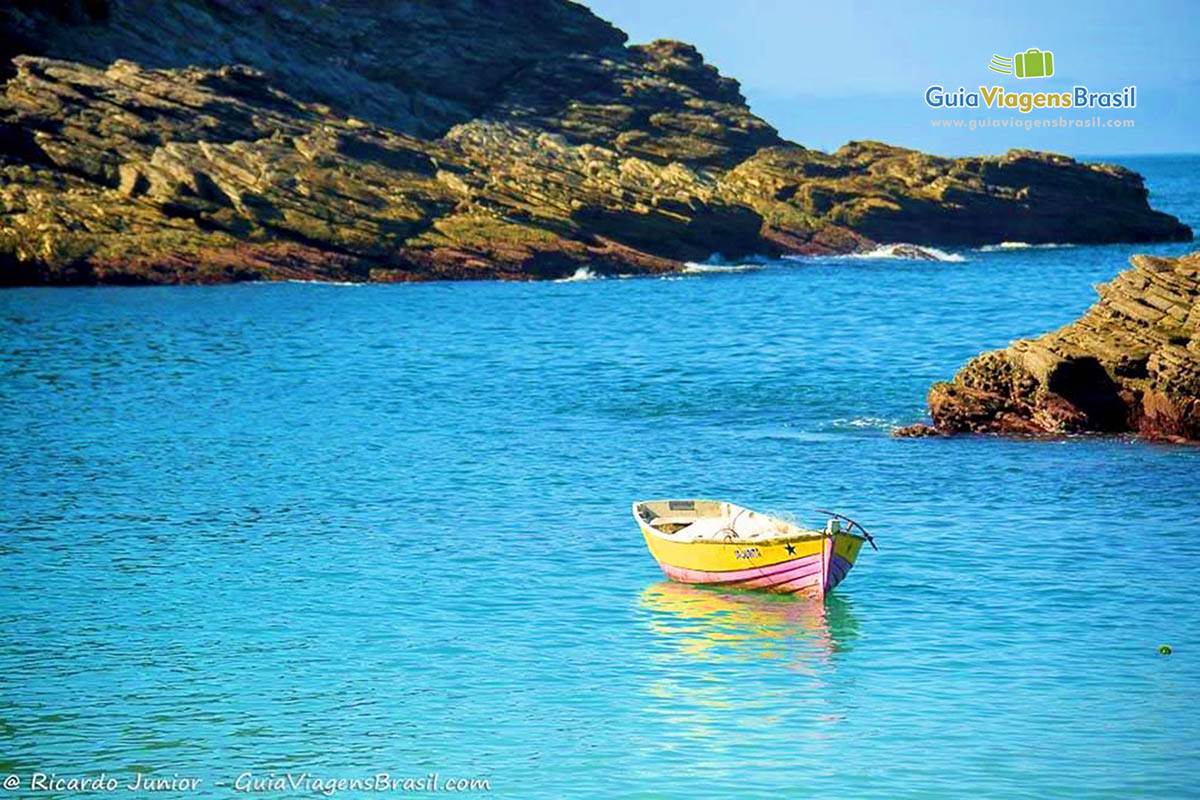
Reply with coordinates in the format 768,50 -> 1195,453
0,1 -> 1192,285
899,250 -> 1200,442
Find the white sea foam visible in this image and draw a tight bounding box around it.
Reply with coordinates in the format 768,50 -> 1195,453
829,416 -> 902,432
682,262 -> 764,274
697,252 -> 776,265
977,241 -> 1075,251
555,267 -> 598,282
852,244 -> 967,262
788,244 -> 966,263
279,279 -> 367,286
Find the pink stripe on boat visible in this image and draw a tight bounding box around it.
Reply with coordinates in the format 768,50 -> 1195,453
730,561 -> 824,590
769,573 -> 825,594
821,536 -> 834,594
658,552 -> 822,586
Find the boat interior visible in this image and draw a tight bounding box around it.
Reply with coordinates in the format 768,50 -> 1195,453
634,499 -> 828,543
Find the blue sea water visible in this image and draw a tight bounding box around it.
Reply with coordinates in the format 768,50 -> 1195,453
1,154 -> 1199,799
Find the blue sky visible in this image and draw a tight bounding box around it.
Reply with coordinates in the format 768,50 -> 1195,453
582,0 -> 1199,156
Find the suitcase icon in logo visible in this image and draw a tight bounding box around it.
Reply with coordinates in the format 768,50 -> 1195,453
1014,48 -> 1054,79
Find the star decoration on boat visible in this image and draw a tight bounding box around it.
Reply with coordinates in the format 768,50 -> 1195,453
785,543 -> 796,555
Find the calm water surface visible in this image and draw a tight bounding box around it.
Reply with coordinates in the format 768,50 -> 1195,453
2,155 -> 1199,798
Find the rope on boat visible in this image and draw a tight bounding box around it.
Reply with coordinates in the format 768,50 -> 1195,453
720,507 -> 746,542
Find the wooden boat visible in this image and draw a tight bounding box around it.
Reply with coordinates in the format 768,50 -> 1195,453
633,499 -> 875,600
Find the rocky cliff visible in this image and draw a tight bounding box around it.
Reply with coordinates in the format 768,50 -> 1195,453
897,250 -> 1200,443
0,0 -> 1192,284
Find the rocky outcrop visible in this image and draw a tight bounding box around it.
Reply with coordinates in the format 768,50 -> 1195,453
897,250 -> 1200,443
0,0 -> 1192,285
727,143 -> 1191,247
0,56 -> 756,283
0,0 -> 630,139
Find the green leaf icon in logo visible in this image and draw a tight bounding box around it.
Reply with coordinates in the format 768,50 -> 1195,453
1014,48 -> 1054,78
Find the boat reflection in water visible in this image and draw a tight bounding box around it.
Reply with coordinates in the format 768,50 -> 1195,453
639,581 -> 859,666
635,582 -> 861,752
